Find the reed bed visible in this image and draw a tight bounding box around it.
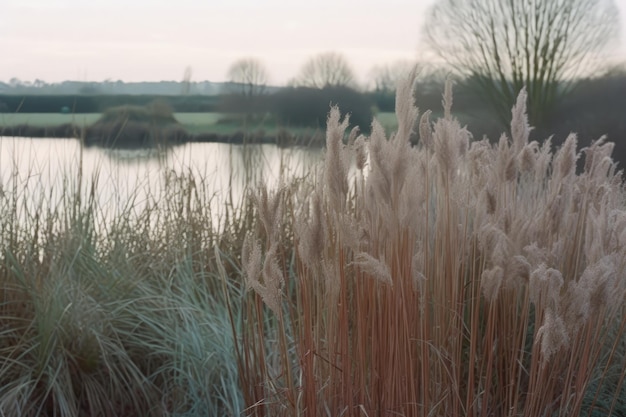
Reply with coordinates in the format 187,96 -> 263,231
226,77 -> 626,416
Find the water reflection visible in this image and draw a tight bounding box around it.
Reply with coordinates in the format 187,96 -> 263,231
0,137 -> 322,229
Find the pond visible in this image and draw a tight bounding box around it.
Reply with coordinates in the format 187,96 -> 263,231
0,137 -> 323,230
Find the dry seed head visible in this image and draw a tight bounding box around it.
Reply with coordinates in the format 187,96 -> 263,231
389,141 -> 412,200
468,139 -> 492,187
353,252 -> 393,286
419,110 -> 433,149
354,135 -> 368,171
324,107 -> 350,211
245,243 -> 285,315
519,141 -> 539,174
347,126 -> 360,146
509,255 -> 531,285
242,235 -> 263,288
433,118 -> 459,176
296,191 -> 326,269
535,137 -> 553,184
510,87 -> 531,154
535,307 -> 569,363
585,255 -> 617,315
529,264 -> 564,308
395,71 -> 419,142
367,119 -> 393,204
337,213 -> 363,252
505,156 -> 517,182
481,266 -> 504,301
252,185 -> 284,241
562,280 -> 590,334
263,244 -> 285,287
554,134 -> 578,181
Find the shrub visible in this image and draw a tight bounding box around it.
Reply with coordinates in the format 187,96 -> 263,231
223,77 -> 626,416
87,100 -> 186,147
98,100 -> 177,126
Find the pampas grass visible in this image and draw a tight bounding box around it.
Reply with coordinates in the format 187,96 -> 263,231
229,76 -> 626,416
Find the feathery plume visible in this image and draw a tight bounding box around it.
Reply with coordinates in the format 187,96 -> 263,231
529,264 -> 564,309
553,134 -> 579,182
535,307 -> 569,363
481,266 -> 504,301
354,135 -> 368,171
419,110 -> 433,149
510,87 -> 532,154
352,252 -> 393,285
324,107 -> 350,212
395,71 -> 419,143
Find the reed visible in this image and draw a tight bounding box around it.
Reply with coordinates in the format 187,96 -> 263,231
228,76 -> 626,416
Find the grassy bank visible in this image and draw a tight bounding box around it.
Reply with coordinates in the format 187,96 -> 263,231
1,79 -> 625,416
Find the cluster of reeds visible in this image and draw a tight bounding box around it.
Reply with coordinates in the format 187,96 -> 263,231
0,146 -> 257,416
229,76 -> 626,416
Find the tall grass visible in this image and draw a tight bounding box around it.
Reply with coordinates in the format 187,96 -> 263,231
0,145 -> 255,416
227,77 -> 626,416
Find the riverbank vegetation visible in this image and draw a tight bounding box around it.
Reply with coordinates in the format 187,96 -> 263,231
1,78 -> 625,416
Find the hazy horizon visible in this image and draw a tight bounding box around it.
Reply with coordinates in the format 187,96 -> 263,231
2,0 -> 626,86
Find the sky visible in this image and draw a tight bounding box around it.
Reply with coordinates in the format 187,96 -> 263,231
2,0 -> 626,86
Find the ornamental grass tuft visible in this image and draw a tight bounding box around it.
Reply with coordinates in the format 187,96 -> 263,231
228,75 -> 626,417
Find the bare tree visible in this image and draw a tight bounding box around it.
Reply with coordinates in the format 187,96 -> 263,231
423,0 -> 620,126
227,58 -> 270,97
292,52 -> 357,89
369,60 -> 420,92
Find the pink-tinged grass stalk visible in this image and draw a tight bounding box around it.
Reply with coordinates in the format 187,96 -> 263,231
229,76 -> 626,416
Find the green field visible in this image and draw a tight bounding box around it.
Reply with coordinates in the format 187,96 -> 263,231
0,113 -> 102,127
0,113 -> 397,135
0,112 -> 339,137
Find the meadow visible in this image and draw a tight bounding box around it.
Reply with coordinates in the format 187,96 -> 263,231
0,111 -> 361,138
1,78 -> 625,417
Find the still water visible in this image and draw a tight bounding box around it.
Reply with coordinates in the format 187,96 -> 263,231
0,137 -> 323,229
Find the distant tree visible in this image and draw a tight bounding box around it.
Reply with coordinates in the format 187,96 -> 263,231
291,52 -> 357,89
369,61 -> 419,93
227,58 -> 270,97
423,0 -> 620,127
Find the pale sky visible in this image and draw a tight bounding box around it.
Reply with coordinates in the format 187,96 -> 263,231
2,0 -> 626,86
